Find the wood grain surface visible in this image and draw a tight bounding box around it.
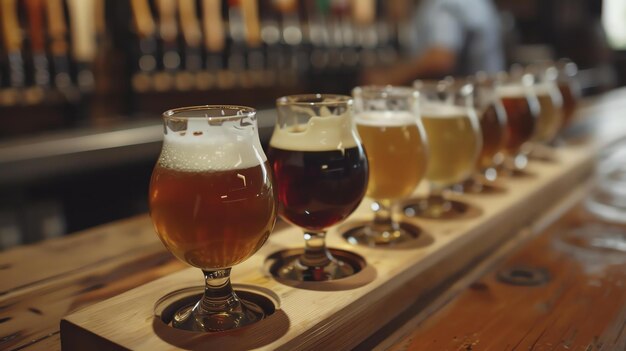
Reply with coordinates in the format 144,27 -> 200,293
384,205 -> 626,351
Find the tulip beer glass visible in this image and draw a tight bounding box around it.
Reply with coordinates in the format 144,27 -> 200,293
268,94 -> 368,281
348,85 -> 428,246
149,106 -> 277,331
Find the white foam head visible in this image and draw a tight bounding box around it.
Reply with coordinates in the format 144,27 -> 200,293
270,110 -> 359,151
159,118 -> 266,171
420,103 -> 468,118
532,82 -> 557,96
496,84 -> 528,98
355,111 -> 417,127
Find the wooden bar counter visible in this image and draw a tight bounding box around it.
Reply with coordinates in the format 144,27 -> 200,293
2,88 -> 626,351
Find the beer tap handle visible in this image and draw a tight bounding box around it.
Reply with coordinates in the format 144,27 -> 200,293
179,0 -> 202,50
224,0 -> 245,88
177,0 -> 202,90
351,0 -> 377,67
241,0 -> 261,48
1,0 -> 25,89
201,0 -> 225,89
202,0 -> 225,54
352,0 -> 374,25
130,0 -> 157,92
241,0 -> 263,87
66,0 -> 97,91
45,0 -> 72,91
272,0 -> 300,86
155,0 -> 179,91
24,0 -> 50,89
156,0 -> 178,44
130,0 -> 156,39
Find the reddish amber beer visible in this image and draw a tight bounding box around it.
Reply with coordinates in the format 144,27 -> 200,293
497,84 -> 539,154
150,162 -> 276,269
477,103 -> 507,169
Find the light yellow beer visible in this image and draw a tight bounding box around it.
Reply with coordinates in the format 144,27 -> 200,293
356,111 -> 428,200
533,85 -> 563,143
421,104 -> 481,188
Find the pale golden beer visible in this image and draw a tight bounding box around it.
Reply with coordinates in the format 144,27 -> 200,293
421,105 -> 481,188
356,112 -> 427,200
533,90 -> 563,143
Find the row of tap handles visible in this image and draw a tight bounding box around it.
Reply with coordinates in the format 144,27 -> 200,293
0,0 -> 103,106
0,0 -> 413,105
130,0 -> 411,92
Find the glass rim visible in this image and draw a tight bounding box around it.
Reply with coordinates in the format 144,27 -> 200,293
352,85 -> 419,98
162,105 -> 256,121
276,94 -> 353,107
414,79 -> 474,96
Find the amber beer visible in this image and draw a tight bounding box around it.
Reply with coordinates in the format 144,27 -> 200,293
421,104 -> 481,187
355,111 -> 427,200
476,103 -> 506,169
149,150 -> 276,270
497,85 -> 538,153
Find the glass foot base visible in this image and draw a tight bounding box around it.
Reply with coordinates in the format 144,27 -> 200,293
403,198 -> 468,219
267,248 -> 366,284
343,222 -> 419,247
171,298 -> 265,332
528,144 -> 557,163
154,287 -> 275,333
276,255 -> 354,281
453,178 -> 506,195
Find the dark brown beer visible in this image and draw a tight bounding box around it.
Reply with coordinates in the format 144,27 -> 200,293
477,104 -> 506,169
268,147 -> 368,231
500,95 -> 537,153
149,162 -> 276,269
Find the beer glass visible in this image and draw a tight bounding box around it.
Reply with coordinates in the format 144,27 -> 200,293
406,80 -> 482,219
268,94 -> 368,280
458,74 -> 508,191
556,58 -> 581,129
149,105 -> 277,331
496,71 -> 540,171
347,86 -> 428,246
528,65 -> 564,144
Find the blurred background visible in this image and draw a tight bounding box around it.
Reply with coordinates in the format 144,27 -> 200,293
0,0 -> 624,250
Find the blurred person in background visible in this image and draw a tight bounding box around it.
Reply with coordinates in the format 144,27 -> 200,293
362,0 -> 504,85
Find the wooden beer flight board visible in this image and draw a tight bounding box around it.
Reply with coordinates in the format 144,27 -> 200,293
60,142 -> 598,350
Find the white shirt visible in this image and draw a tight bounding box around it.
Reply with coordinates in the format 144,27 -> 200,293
409,0 -> 504,75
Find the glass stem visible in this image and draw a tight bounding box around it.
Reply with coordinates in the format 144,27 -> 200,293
372,200 -> 394,230
198,268 -> 242,315
300,231 -> 332,268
